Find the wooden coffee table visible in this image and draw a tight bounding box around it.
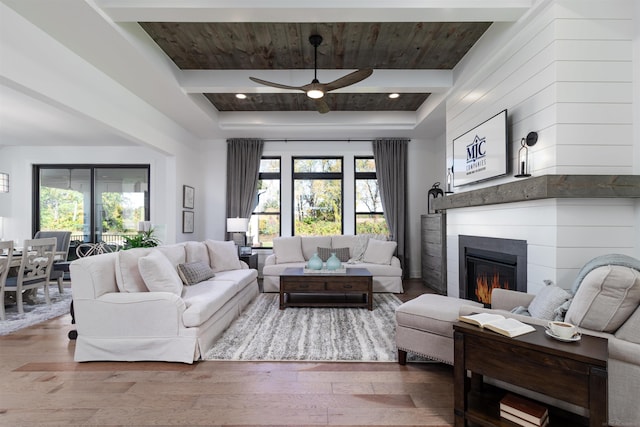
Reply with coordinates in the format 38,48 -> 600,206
453,321 -> 608,427
279,267 -> 373,310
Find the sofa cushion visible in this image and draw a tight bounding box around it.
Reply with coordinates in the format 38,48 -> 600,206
205,240 -> 242,272
177,261 -> 216,285
317,246 -> 350,262
301,236 -> 332,260
115,248 -> 152,292
138,250 -> 183,296
527,284 -> 572,321
181,280 -> 237,327
565,265 -> 640,332
362,239 -> 397,265
185,241 -> 209,264
273,236 -> 305,264
262,262 -> 307,276
213,269 -> 258,293
156,243 -> 186,267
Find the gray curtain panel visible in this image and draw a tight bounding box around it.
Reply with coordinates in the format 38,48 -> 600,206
225,138 -> 265,223
372,138 -> 409,277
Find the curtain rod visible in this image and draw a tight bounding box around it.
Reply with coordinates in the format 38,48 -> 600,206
261,138 -> 411,143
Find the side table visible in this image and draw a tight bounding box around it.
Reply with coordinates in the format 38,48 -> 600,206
453,321 -> 608,427
239,252 -> 258,270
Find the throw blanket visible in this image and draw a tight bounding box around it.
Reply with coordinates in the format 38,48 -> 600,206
571,254 -> 640,294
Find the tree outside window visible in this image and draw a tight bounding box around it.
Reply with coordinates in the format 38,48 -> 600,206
293,157 -> 343,236
355,157 -> 388,235
250,158 -> 280,247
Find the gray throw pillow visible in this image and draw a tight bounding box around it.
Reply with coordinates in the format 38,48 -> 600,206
527,284 -> 572,320
177,261 -> 216,285
317,247 -> 350,262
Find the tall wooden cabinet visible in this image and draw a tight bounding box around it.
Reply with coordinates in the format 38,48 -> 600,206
421,213 -> 447,295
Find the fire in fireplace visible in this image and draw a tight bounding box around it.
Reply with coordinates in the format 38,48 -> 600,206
459,235 -> 527,306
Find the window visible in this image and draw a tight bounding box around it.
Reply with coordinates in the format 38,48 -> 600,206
34,165 -> 150,249
293,157 -> 343,236
355,157 -> 388,235
250,157 -> 280,248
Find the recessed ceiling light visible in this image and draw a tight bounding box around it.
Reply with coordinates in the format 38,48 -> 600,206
235,93 -> 247,99
388,93 -> 400,99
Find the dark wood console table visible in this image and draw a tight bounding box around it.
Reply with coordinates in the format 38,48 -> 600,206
453,321 -> 608,427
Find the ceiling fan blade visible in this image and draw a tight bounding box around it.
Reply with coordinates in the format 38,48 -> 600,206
315,99 -> 330,114
324,69 -> 373,92
249,76 -> 304,91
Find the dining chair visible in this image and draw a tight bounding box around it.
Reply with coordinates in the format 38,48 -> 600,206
0,240 -> 14,321
34,231 -> 72,293
2,237 -> 57,318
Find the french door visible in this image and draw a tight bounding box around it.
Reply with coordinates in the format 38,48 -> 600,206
33,165 -> 150,249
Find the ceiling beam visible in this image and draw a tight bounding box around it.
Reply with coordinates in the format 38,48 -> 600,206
98,0 -> 532,23
179,70 -> 452,94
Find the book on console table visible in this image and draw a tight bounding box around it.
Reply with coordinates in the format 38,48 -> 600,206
458,313 -> 535,338
500,393 -> 549,426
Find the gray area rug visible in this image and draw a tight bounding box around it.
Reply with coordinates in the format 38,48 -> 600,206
205,293 -> 401,362
1,287 -> 72,335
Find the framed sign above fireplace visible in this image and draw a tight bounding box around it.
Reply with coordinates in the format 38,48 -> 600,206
453,109 -> 508,187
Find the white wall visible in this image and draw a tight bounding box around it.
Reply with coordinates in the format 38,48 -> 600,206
0,144 -> 210,245
444,0 -> 640,296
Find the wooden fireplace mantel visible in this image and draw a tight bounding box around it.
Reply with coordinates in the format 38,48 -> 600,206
432,174 -> 640,211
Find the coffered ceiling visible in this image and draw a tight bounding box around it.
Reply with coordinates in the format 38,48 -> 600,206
0,1 -> 534,147
140,21 -> 490,113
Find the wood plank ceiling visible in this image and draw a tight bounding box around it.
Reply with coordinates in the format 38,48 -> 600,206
140,22 -> 491,113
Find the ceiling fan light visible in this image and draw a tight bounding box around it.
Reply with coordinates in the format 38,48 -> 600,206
388,93 -> 400,99
235,93 -> 247,99
306,88 -> 324,99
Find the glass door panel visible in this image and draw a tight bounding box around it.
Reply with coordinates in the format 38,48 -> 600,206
95,168 -> 149,247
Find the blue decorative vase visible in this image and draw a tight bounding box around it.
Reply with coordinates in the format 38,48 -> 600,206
326,252 -> 342,270
307,252 -> 323,270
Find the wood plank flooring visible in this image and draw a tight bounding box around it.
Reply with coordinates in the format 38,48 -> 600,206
0,279 -> 454,426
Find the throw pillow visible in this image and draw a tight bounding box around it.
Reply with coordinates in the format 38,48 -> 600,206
301,236 -> 332,260
273,236 -> 305,264
348,234 -> 370,262
527,284 -> 572,321
362,239 -> 397,265
177,261 -> 215,285
115,248 -> 153,292
205,240 -> 242,273
317,247 -> 350,262
565,265 -> 640,332
185,241 -> 209,264
137,250 -> 183,296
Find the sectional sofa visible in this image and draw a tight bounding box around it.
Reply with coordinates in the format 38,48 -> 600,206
69,240 -> 259,364
262,235 -> 403,293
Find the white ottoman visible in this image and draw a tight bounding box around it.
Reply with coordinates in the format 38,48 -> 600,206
395,294 -> 483,364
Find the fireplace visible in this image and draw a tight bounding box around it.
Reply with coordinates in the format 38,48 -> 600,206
459,235 -> 527,305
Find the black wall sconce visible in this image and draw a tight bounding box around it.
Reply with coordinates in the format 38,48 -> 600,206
428,182 -> 444,214
515,131 -> 538,178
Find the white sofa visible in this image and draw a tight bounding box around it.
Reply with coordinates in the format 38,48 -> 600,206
69,240 -> 259,364
262,235 -> 403,293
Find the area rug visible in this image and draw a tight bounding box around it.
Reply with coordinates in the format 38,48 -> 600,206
0,287 -> 72,335
205,293 -> 402,362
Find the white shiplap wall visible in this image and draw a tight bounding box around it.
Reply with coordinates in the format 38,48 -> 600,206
444,0 -> 638,296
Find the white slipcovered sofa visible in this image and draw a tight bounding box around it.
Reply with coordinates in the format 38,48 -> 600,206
262,235 -> 403,293
70,240 -> 259,364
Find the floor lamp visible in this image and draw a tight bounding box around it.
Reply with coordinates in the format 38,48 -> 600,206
226,218 -> 248,247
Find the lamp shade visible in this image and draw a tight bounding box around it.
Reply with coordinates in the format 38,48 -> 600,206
226,217 -> 249,233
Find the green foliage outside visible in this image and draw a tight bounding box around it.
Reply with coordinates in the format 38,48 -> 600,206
39,187 -> 85,232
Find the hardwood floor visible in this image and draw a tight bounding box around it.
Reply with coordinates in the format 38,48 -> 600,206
0,279 -> 454,426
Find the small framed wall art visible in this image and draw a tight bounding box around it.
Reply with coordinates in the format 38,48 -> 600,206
183,185 -> 195,209
182,210 -> 194,233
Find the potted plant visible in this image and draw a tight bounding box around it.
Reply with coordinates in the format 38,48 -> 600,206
122,228 -> 161,250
